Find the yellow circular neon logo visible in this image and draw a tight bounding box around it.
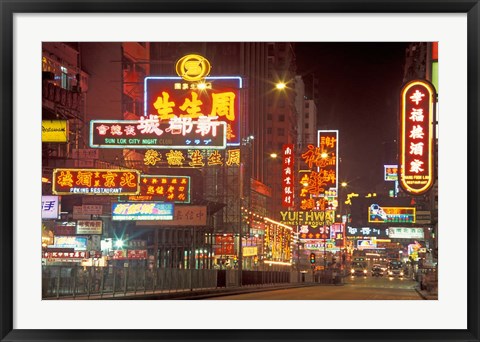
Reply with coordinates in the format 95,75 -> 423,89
175,54 -> 211,81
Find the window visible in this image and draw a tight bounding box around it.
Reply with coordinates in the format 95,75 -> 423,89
305,123 -> 309,129
267,113 -> 272,120
267,128 -> 272,134
60,66 -> 69,90
277,128 -> 285,136
305,102 -> 310,108
279,115 -> 285,122
305,112 -> 309,118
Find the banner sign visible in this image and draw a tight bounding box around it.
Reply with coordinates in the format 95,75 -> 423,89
399,79 -> 436,195
388,227 -> 425,239
282,144 -> 295,208
128,175 -> 191,203
304,240 -> 336,250
90,117 -> 227,149
298,224 -> 330,240
43,251 -> 87,259
280,210 -> 335,227
346,226 -> 389,238
368,204 -> 416,223
42,120 -> 68,142
357,240 -> 377,249
384,165 -> 398,181
54,222 -> 76,236
243,246 -> 258,257
144,76 -> 242,146
214,234 -> 235,255
53,236 -> 88,250
112,202 -> 174,221
42,195 -> 59,219
136,206 -> 207,226
52,168 -> 140,195
76,220 -> 103,235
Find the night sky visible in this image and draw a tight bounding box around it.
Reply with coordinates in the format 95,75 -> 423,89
295,42 -> 411,194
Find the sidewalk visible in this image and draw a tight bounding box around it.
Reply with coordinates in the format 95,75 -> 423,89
414,285 -> 438,300
44,282 -> 320,300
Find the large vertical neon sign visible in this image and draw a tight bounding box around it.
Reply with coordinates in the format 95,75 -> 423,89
399,80 -> 436,195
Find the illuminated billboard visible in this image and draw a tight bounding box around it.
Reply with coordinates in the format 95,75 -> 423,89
42,120 -> 69,142
42,195 -> 59,219
112,202 -> 174,221
279,210 -> 335,228
388,227 -> 425,239
399,79 -> 436,195
282,144 -> 294,208
90,116 -> 226,149
368,204 -> 416,223
52,169 -> 140,195
141,148 -> 240,168
128,175 -> 191,203
144,76 -> 243,146
384,165 -> 398,181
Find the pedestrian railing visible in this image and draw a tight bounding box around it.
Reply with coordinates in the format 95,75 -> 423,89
42,266 -> 293,299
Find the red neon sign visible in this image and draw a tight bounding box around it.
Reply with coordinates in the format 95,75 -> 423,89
52,168 -> 140,195
282,144 -> 295,208
399,80 -> 436,195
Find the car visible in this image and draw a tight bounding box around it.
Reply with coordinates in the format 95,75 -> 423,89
350,261 -> 368,277
371,264 -> 385,277
387,260 -> 404,278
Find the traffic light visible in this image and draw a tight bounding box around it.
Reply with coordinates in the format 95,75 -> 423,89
233,256 -> 238,265
310,253 -> 316,264
253,255 -> 258,266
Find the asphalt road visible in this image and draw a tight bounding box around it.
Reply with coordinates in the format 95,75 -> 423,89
207,275 -> 422,300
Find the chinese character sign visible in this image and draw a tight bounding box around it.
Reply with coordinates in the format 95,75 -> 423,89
384,164 -> 398,181
145,76 -> 242,146
42,195 -> 59,219
112,202 -> 174,221
399,80 -> 436,195
282,144 -> 294,208
128,175 -> 191,203
52,169 -> 140,195
90,116 -> 227,149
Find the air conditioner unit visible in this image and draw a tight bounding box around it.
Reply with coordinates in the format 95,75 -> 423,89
42,71 -> 55,81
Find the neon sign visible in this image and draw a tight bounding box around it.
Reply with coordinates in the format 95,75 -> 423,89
368,204 -> 416,223
141,148 -> 240,168
90,116 -> 227,149
144,76 -> 242,145
52,168 -> 140,195
175,54 -> 211,81
112,202 -> 174,221
127,175 -> 191,203
399,79 -> 436,195
282,144 -> 294,208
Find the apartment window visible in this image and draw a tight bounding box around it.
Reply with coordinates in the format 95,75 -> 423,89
305,123 -> 309,129
277,128 -> 285,136
279,115 -> 285,122
60,66 -> 69,90
267,128 -> 272,134
267,113 -> 272,120
305,102 -> 310,108
305,112 -> 310,118
279,99 -> 285,108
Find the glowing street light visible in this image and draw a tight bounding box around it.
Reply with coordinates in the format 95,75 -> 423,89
275,82 -> 286,90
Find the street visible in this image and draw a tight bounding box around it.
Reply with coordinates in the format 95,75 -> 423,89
206,276 -> 421,300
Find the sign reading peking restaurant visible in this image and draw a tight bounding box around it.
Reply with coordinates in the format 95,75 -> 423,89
399,79 -> 436,195
52,168 -> 140,195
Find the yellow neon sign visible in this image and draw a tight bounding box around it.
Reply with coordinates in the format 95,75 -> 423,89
175,54 -> 211,81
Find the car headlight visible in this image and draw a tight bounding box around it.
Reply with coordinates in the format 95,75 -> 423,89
363,269 -> 367,274
350,269 -> 355,273
388,271 -> 393,275
400,272 -> 404,276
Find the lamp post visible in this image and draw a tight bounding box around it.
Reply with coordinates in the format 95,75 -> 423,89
269,152 -> 278,219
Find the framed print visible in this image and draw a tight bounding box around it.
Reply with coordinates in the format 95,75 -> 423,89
1,1 -> 479,342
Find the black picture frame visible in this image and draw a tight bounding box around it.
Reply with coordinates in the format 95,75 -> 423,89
1,1 -> 479,341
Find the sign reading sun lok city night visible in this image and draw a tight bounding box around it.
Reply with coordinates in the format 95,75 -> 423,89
90,116 -> 227,149
399,79 -> 436,195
